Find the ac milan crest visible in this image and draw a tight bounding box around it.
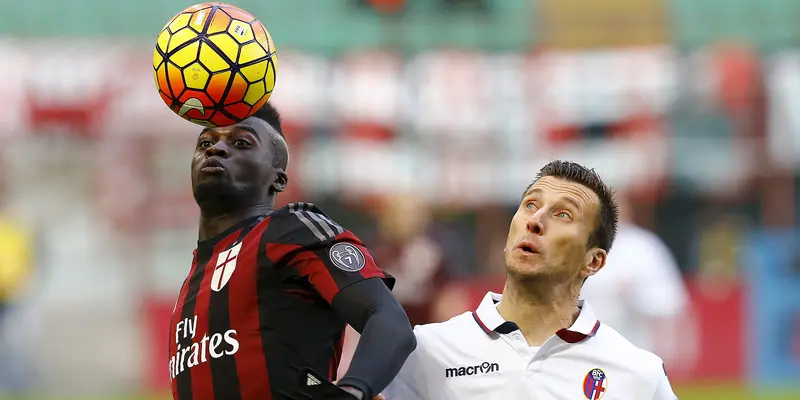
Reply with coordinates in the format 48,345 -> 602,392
211,242 -> 242,292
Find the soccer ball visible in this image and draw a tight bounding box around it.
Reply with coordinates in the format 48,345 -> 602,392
153,2 -> 277,127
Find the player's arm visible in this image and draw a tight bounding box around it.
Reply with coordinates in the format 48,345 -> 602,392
652,363 -> 679,400
380,325 -> 433,400
278,205 -> 415,399
332,278 -> 417,400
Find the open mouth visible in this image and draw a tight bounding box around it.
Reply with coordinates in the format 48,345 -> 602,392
517,243 -> 537,254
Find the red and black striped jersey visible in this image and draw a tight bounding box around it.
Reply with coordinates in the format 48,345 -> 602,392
168,202 -> 394,400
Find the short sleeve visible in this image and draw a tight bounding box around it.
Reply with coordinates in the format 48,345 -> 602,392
651,362 -> 678,400
287,233 -> 393,304
381,373 -> 420,400
262,202 -> 393,304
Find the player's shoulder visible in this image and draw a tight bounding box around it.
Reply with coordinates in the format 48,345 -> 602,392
412,311 -> 490,350
268,202 -> 348,245
592,323 -> 666,376
272,202 -> 332,220
584,325 -> 670,396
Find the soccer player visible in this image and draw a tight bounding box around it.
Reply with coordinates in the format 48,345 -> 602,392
169,102 -> 416,400
382,161 -> 678,400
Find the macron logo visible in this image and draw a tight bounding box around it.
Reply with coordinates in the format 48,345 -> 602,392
445,362 -> 500,378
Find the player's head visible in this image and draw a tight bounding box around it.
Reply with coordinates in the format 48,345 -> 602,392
504,160 -> 618,285
191,102 -> 289,215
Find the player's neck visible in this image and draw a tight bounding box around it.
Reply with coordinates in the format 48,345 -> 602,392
496,278 -> 581,347
198,204 -> 273,241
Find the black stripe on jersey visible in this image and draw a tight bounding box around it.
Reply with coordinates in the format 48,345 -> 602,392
258,218 -> 333,399
287,203 -> 330,242
176,248 -> 214,400
208,230 -> 249,400
256,221 -> 288,398
286,202 -> 344,243
270,203 -> 345,247
298,202 -> 344,237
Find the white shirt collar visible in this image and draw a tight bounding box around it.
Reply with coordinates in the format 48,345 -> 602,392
471,291 -> 601,343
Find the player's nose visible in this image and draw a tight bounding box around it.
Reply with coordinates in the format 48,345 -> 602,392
205,141 -> 231,158
526,211 -> 545,236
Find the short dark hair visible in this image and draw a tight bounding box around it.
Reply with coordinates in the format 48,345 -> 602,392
251,102 -> 288,170
525,160 -> 619,252
251,102 -> 283,136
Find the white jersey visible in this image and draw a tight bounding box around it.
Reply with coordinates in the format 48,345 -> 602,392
382,292 -> 677,400
579,223 -> 688,352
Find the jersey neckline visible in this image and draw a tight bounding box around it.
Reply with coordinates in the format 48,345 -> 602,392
197,214 -> 269,248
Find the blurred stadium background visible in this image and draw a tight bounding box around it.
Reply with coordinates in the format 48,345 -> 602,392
0,0 -> 799,399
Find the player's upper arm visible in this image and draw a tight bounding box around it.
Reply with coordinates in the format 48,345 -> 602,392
651,362 -> 678,400
267,202 -> 394,303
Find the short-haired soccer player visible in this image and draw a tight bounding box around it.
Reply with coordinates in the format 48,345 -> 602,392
382,160 -> 678,400
169,102 -> 415,400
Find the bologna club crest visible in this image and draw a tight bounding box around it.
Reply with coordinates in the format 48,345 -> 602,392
583,368 -> 608,400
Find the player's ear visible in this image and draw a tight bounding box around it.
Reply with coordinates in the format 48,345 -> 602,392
270,169 -> 288,193
581,248 -> 606,279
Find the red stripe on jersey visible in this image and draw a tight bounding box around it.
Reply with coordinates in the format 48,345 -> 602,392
286,247 -> 341,303
170,251 -> 198,400
332,231 -> 388,282
229,220 -> 272,399
265,231 -> 390,304
190,231 -> 243,398
171,251 -> 198,339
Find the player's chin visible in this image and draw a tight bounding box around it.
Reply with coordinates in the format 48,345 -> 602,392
193,179 -> 235,201
193,168 -> 231,186
505,255 -> 548,278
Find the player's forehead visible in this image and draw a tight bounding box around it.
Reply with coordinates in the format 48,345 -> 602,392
524,176 -> 599,209
197,117 -> 276,141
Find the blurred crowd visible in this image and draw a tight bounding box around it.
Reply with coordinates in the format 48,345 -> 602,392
0,0 -> 799,395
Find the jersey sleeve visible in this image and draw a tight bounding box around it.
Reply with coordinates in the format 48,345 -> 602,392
381,373 -> 420,400
651,362 -> 678,400
265,202 -> 394,304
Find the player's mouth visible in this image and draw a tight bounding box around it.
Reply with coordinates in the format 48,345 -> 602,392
200,158 -> 227,173
516,241 -> 539,255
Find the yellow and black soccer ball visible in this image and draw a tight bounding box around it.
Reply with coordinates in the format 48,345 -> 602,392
153,2 -> 277,127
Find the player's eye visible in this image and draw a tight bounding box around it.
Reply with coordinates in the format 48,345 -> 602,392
525,202 -> 536,210
198,140 -> 214,149
556,211 -> 571,220
234,138 -> 251,148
